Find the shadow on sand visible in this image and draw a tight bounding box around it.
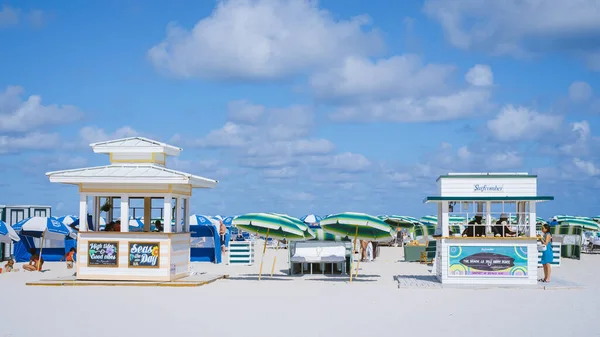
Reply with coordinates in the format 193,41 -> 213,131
393,274 -> 439,282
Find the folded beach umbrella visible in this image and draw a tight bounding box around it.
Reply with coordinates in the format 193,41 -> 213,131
321,212 -> 394,282
0,220 -> 20,243
233,213 -> 313,280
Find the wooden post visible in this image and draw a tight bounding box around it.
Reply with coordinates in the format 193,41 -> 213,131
37,230 -> 46,271
258,228 -> 270,280
350,226 -> 359,282
270,239 -> 280,277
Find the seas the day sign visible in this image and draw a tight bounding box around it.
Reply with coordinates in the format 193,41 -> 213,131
448,246 -> 528,277
128,242 -> 160,268
88,242 -> 118,266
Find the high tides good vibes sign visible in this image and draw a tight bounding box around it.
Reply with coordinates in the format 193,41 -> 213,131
88,242 -> 118,266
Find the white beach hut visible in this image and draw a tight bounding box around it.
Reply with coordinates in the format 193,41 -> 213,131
46,137 -> 218,281
424,172 -> 554,286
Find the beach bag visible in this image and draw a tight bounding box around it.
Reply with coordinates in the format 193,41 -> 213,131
538,234 -> 551,252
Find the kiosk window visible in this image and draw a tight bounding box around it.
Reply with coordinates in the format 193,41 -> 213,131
33,209 -> 47,217
11,210 -> 25,224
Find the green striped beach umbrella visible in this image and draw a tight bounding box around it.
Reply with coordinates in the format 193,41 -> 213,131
232,213 -> 313,280
313,228 -> 343,241
272,213 -> 316,239
420,215 -> 466,236
321,212 -> 394,282
379,215 -> 420,228
232,213 -> 309,240
558,218 -> 600,232
321,212 -> 394,242
537,224 -> 584,236
267,213 -> 315,277
420,215 -> 467,224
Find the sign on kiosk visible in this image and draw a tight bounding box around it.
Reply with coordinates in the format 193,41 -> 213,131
472,184 -> 504,192
129,242 -> 160,268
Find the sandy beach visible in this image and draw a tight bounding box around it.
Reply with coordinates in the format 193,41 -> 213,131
1,244 -> 598,337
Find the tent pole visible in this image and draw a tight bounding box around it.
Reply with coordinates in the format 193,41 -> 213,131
258,228 -> 270,280
37,231 -> 46,271
350,226 -> 359,282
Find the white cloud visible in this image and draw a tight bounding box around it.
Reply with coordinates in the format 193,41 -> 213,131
326,63 -> 493,123
28,154 -> 88,170
26,9 -> 46,27
325,152 -> 371,172
0,86 -> 83,132
465,64 -> 493,87
487,105 -> 562,141
78,126 -> 139,145
330,87 -> 491,123
0,5 -> 19,26
424,142 -> 523,172
246,139 -> 335,158
568,81 -> 593,102
263,167 -> 298,179
423,0 -> 600,70
310,55 -> 456,101
148,0 -> 383,80
227,100 -> 265,124
0,132 -> 60,154
536,120 -> 599,158
572,158 -> 600,176
193,103 -> 316,148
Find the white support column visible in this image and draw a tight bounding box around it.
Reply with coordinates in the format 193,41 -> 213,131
441,201 -> 450,237
92,196 -> 101,231
175,197 -> 183,233
437,202 -> 443,235
163,194 -> 173,233
528,201 -> 536,237
485,201 -> 492,234
120,195 -> 129,233
183,198 -> 190,232
79,194 -> 88,231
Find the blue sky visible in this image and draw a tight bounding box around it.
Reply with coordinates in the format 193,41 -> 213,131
1,0 -> 599,219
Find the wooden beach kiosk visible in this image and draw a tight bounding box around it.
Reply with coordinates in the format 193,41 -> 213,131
425,173 -> 553,286
46,137 -> 217,282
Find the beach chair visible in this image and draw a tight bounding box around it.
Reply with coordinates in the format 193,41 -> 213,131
289,241 -> 347,275
420,241 -> 436,264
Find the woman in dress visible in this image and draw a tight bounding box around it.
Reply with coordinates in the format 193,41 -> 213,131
538,224 -> 553,282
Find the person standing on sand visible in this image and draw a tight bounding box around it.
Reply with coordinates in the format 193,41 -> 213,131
219,220 -> 227,256
360,240 -> 368,262
538,224 -> 553,283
